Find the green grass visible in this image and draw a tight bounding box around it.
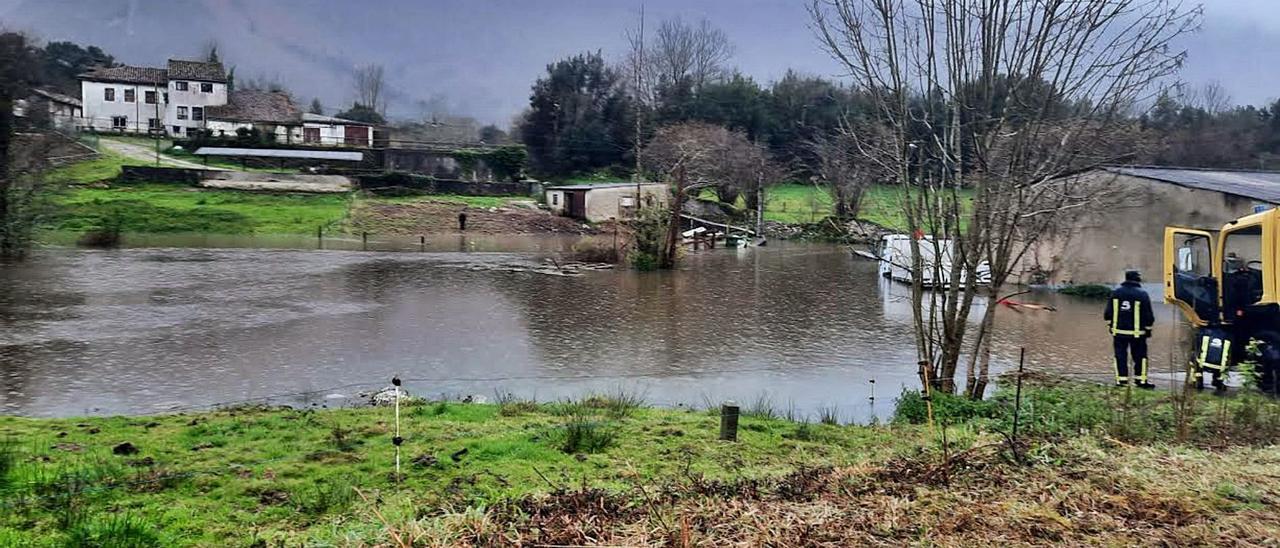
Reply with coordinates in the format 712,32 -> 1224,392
700,183 -> 973,230
49,183 -> 350,234
45,149 -> 149,184
0,398 -> 898,545
2,380 -> 1280,545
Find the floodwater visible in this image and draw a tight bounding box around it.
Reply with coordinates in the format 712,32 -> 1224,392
0,234 -> 1190,422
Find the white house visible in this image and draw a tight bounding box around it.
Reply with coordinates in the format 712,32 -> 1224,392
78,64 -> 170,134
201,90 -> 374,147
163,59 -> 228,137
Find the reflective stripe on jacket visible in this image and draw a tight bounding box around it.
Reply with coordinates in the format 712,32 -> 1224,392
1104,281 -> 1154,337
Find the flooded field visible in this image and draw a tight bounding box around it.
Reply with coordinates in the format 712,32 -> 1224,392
0,236 -> 1188,421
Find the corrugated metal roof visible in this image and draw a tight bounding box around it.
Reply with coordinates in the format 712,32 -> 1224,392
193,147 -> 363,161
302,112 -> 371,126
545,182 -> 666,190
1104,166 -> 1280,204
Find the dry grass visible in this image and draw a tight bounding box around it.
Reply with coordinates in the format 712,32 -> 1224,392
373,434 -> 1280,546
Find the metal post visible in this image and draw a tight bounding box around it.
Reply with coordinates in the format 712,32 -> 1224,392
1011,347 -> 1026,444
391,377 -> 402,481
719,401 -> 739,441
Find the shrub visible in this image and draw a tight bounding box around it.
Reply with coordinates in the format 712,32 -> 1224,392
291,479 -> 354,516
548,417 -> 617,454
64,514 -> 161,547
1057,284 -> 1112,299
568,240 -> 620,264
893,389 -> 1000,425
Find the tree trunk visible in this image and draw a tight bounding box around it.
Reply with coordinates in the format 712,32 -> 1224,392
660,166 -> 685,269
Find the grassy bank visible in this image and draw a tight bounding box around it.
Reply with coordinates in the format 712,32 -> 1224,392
699,183 -> 973,231
3,378 -> 1279,545
50,183 -> 350,234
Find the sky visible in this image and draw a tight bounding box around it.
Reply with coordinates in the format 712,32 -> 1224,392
0,0 -> 1277,127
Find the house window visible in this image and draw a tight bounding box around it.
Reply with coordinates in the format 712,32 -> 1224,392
104,88 -> 115,102
172,125 -> 181,134
124,89 -> 135,103
552,193 -> 559,206
201,83 -> 213,93
192,107 -> 203,121
111,116 -> 127,129
163,92 -> 169,103
145,91 -> 157,104
177,106 -> 188,120
303,127 -> 321,143
148,118 -> 160,130
174,81 -> 188,91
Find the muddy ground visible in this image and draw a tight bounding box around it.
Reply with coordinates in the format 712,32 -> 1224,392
346,199 -> 600,236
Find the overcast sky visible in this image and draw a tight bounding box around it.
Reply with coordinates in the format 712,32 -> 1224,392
1,0 -> 1277,126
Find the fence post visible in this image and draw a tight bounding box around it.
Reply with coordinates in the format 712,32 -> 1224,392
1011,347 -> 1026,454
317,225 -> 323,249
362,232 -> 368,251
719,401 -> 739,442
391,376 -> 403,482
420,235 -> 425,252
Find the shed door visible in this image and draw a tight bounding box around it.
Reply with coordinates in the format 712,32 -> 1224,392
567,191 -> 586,218
304,127 -> 320,143
344,125 -> 367,145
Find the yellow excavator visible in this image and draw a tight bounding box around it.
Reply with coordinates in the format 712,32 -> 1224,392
1164,208 -> 1280,392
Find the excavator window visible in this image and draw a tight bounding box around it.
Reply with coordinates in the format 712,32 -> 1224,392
1223,225 -> 1264,312
1173,233 -> 1217,319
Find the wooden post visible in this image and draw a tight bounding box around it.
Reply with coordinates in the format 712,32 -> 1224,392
420,235 -> 425,252
362,231 -> 368,250
317,225 -> 323,248
719,402 -> 739,442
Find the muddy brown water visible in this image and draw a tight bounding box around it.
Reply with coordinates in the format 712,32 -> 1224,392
0,234 -> 1189,421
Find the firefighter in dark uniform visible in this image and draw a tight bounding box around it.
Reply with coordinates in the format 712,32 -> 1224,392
1105,270 -> 1156,388
1192,326 -> 1231,390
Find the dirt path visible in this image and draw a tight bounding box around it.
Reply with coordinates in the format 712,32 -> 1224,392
101,138 -> 226,170
347,199 -> 595,235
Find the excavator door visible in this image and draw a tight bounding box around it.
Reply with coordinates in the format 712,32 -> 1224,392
1164,227 -> 1218,327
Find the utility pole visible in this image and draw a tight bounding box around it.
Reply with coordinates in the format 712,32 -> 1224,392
633,3 -> 645,204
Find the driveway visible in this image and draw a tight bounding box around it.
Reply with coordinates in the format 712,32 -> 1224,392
100,138 -> 227,171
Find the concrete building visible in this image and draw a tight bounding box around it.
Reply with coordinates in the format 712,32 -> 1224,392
13,88 -> 83,131
1023,166 -> 1280,285
545,182 -> 669,222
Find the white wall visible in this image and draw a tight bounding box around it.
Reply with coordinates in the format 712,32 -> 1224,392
165,80 -> 227,137
546,190 -> 566,213
80,80 -> 167,133
302,122 -> 371,147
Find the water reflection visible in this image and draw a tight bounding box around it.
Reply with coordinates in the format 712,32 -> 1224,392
0,241 -> 1188,421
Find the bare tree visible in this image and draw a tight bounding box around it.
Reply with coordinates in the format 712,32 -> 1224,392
353,63 -> 387,115
630,17 -> 734,98
810,0 -> 1200,395
644,122 -> 772,267
806,126 -> 888,219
